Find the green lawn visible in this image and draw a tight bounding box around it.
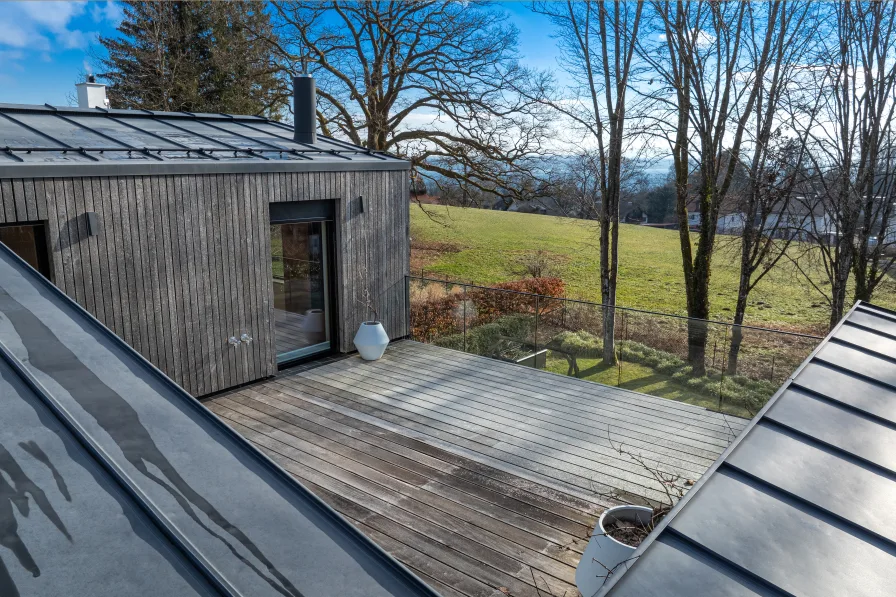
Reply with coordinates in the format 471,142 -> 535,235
411,204 -> 896,332
543,355 -> 752,418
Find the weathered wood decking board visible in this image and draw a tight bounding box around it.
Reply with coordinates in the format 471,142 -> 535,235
205,341 -> 742,597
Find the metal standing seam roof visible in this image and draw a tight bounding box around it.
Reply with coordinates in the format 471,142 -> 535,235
0,241 -> 438,597
591,301 -> 896,597
0,103 -> 408,178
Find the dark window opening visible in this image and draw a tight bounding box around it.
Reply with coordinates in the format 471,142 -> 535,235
0,223 -> 52,280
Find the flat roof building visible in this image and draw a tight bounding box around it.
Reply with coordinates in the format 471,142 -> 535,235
0,77 -> 411,396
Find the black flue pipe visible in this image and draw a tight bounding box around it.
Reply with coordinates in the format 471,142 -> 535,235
293,75 -> 317,144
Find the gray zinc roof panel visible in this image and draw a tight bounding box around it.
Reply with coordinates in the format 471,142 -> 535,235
595,302 -> 896,597
0,357 -> 223,597
158,118 -> 271,149
0,243 -> 438,597
65,114 -> 184,149
10,112 -> 128,149
0,104 -> 408,177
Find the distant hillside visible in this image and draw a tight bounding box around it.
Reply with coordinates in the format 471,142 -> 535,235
410,204 -> 896,332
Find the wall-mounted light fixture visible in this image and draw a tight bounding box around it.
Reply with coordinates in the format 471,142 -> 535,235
85,212 -> 101,237
358,195 -> 364,214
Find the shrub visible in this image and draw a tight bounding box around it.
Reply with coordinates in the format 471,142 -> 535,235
544,329 -> 777,414
469,277 -> 566,325
410,294 -> 460,342
508,249 -> 558,279
546,330 -> 602,357
433,333 -> 464,351
434,315 -> 533,360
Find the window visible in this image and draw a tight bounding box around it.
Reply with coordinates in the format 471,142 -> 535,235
0,223 -> 51,279
271,221 -> 332,363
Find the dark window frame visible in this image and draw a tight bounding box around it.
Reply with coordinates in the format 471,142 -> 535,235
270,201 -> 339,369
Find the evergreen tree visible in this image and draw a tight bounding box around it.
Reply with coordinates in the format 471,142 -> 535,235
97,1 -> 283,117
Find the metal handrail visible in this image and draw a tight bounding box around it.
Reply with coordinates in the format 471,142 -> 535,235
408,275 -> 824,340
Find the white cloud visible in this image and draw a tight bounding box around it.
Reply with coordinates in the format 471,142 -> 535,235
91,1 -> 123,25
0,49 -> 26,70
19,1 -> 87,30
0,1 -> 106,52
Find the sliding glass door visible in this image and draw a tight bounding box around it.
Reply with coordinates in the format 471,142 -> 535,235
271,221 -> 331,364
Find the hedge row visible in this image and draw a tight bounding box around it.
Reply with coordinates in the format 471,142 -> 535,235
441,324 -> 776,415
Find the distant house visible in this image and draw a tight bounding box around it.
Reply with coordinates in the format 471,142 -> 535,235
715,197 -> 840,243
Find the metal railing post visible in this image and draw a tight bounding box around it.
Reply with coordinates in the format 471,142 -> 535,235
462,284 -> 467,353
405,274 -> 411,340
534,295 -> 539,352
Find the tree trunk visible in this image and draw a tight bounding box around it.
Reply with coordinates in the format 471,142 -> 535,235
727,288 -> 749,376
600,212 -> 619,366
687,247 -> 712,377
853,240 -> 872,302
829,273 -> 849,329
602,302 -> 616,365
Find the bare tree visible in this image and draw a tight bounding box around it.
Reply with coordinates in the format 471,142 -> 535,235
534,1 -> 644,365
638,1 -> 784,376
264,1 -> 553,201
725,1 -> 818,374
789,1 -> 896,327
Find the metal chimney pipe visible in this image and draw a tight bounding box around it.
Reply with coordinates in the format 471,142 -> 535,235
293,74 -> 317,144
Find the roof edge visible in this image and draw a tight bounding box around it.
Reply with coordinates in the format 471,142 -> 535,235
593,302 -> 864,597
0,158 -> 410,179
0,241 -> 440,597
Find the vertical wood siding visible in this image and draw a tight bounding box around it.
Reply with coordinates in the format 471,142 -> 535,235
0,170 -> 409,396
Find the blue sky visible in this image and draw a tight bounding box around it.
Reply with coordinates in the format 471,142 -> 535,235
0,1 -> 124,105
0,1 -> 564,107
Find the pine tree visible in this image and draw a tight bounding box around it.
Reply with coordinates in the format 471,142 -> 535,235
97,1 -> 283,117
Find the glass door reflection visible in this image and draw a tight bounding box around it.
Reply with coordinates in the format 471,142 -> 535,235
271,221 -> 331,363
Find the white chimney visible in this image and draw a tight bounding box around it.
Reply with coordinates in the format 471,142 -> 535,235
75,75 -> 110,109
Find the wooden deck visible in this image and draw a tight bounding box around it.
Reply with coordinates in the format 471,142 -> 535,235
205,340 -> 746,597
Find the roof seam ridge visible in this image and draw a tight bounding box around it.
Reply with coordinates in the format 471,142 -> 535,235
659,527 -> 795,597
816,352 -> 896,392
719,462 -> 896,554
842,318 -> 896,342
787,381 -> 896,429
826,336 -> 896,365
759,418 -> 896,479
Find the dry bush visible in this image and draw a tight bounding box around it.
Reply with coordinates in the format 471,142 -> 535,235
508,249 -> 560,279
469,277 -> 566,325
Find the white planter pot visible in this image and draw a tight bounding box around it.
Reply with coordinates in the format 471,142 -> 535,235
576,505 -> 653,597
301,309 -> 326,334
353,321 -> 390,360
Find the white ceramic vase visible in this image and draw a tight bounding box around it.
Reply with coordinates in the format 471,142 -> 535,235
576,505 -> 654,597
301,309 -> 326,334
353,321 -> 390,360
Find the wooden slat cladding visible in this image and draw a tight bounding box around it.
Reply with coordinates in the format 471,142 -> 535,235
0,171 -> 410,396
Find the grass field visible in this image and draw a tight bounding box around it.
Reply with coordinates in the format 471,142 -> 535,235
411,204 -> 896,332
